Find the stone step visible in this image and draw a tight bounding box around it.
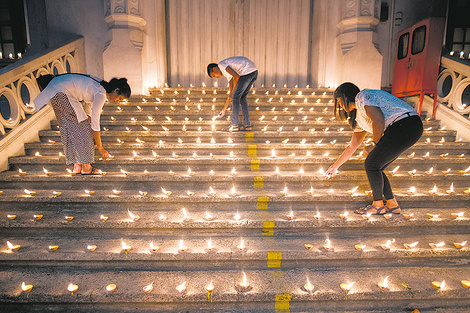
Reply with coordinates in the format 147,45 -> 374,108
1,266 -> 469,312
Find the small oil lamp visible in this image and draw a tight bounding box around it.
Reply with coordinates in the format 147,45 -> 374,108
355,244 -> 366,251
176,282 -> 186,293
429,241 -> 445,249
403,213 -> 413,219
304,278 -> 314,292
178,240 -> 188,252
24,189 -> 36,196
378,276 -> 389,290
34,214 -> 43,220
143,282 -> 154,293
87,245 -> 97,252
323,239 -> 332,251
7,214 -> 16,220
280,186 -> 288,196
404,241 -> 419,249
6,241 -> 20,251
286,210 -> 294,220
161,188 -> 172,196
121,240 -> 131,253
150,241 -> 159,252
237,239 -> 246,251
18,169 -> 26,175
454,241 -> 467,249
340,282 -> 355,292
429,185 -> 438,194
48,245 -> 59,251
432,280 -> 445,289
239,272 -> 250,289
446,183 -> 455,194
100,215 -> 108,222
106,284 -> 117,292
204,211 -> 213,221
427,213 -> 439,219
43,168 -> 53,176
21,282 -> 33,292
451,212 -> 464,219
65,216 -> 74,221
461,280 -> 470,288
127,209 -> 140,221
206,281 -> 214,291
68,283 -> 79,294
339,212 -> 348,219
460,166 -> 470,175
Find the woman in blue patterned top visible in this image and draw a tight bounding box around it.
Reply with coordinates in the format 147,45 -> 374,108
326,82 -> 423,215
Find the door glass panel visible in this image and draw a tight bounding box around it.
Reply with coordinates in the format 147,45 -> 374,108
397,32 -> 409,59
412,25 -> 426,55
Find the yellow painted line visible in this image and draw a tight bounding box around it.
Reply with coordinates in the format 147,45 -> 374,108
248,144 -> 257,157
246,132 -> 254,142
250,158 -> 260,171
254,176 -> 264,189
256,196 -> 269,210
275,293 -> 292,312
267,252 -> 282,267
262,221 -> 275,236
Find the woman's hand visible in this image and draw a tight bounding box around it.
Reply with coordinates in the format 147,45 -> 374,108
325,165 -> 339,179
218,109 -> 226,118
98,146 -> 110,159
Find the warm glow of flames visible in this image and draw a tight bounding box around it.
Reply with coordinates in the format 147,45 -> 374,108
21,282 -> 33,292
240,272 -> 250,289
304,278 -> 314,291
68,283 -> 78,293
127,209 -> 139,221
378,276 -> 389,290
143,282 -> 153,293
121,240 -> 131,252
404,241 -> 419,249
7,241 -> 20,251
176,281 -> 187,293
237,239 -> 245,250
179,240 -> 187,252
340,282 -> 355,292
206,281 -> 214,291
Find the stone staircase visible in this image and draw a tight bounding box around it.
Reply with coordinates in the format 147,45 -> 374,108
0,86 -> 469,312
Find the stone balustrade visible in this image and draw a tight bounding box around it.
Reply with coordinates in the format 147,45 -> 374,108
0,37 -> 85,136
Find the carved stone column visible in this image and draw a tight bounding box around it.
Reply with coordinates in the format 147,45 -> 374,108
337,0 -> 383,89
103,0 -> 146,94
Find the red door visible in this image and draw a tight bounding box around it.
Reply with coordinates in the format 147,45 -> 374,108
392,17 -> 445,117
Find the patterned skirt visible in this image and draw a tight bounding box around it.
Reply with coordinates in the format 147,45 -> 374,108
50,92 -> 94,165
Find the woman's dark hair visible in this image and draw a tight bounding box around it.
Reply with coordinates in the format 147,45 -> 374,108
334,82 -> 360,129
101,78 -> 131,99
207,63 -> 219,77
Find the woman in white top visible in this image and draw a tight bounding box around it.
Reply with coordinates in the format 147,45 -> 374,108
326,82 -> 423,215
34,74 -> 131,175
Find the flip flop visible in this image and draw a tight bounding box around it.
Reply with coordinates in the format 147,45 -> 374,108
387,206 -> 401,214
223,126 -> 239,132
355,204 -> 388,215
240,125 -> 253,131
81,166 -> 104,175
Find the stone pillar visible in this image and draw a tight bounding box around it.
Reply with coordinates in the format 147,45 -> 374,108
103,0 -> 146,94
337,0 -> 383,89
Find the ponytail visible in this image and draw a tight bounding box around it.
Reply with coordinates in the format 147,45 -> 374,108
101,78 -> 131,99
334,82 -> 360,130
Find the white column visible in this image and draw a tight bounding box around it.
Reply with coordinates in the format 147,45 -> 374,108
103,0 -> 146,94
337,0 -> 383,89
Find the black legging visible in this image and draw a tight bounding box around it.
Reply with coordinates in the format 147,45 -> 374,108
364,115 -> 423,201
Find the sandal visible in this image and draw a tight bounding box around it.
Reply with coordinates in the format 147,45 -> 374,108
223,126 -> 239,132
355,204 -> 388,215
387,206 -> 401,214
81,166 -> 105,175
240,125 -> 253,131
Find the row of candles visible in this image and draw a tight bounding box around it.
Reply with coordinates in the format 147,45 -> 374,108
156,83 -> 332,91
0,52 -> 22,60
4,235 -> 468,254
13,275 -> 470,295
3,207 -> 468,222
9,183 -> 470,198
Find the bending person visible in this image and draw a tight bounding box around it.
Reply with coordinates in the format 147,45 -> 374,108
207,56 -> 258,131
34,74 -> 131,175
326,82 -> 423,215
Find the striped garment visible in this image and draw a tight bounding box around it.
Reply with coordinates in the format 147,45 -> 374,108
50,92 -> 94,165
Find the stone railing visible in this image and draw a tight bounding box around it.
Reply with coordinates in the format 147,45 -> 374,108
0,37 -> 86,171
437,55 -> 470,117
0,37 -> 85,135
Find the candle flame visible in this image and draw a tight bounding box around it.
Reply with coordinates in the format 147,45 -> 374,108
404,241 -> 419,249
68,283 -> 78,293
340,282 -> 355,292
304,278 -> 314,291
206,281 -> 214,291
127,209 -> 139,221
179,240 -> 187,252
121,240 -> 131,252
378,276 -> 389,290
21,282 -> 33,292
237,239 -> 245,250
143,282 -> 153,293
176,281 -> 187,293
240,272 -> 249,288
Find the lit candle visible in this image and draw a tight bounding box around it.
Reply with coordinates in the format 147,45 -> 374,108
454,241 -> 467,249
340,282 -> 355,292
65,216 -> 74,221
18,169 -> 26,175
68,283 -> 79,294
355,244 -> 366,251
149,241 -> 159,252
304,278 -> 314,291
429,240 -> 446,249
21,282 -> 33,292
204,211 -> 213,221
426,167 -> 434,175
48,245 -> 59,251
178,240 -> 188,252
161,188 -> 172,196
306,187 -> 314,195
429,185 -> 438,195
381,240 -> 393,250
24,189 -> 36,196
459,166 -> 470,175
237,239 -> 246,251
286,210 -> 294,220
446,183 -> 455,194
100,214 -> 108,222
84,189 -> 95,195
127,209 -> 140,221
121,240 -> 131,253
347,186 -> 359,194
427,213 -> 439,219
106,284 -> 117,292
239,272 -> 250,289
432,280 -> 445,289
323,239 -> 332,251
339,212 -> 348,219
233,212 -> 241,221
451,212 -> 464,219
34,214 -> 43,220
206,281 -> 214,291
7,214 -> 16,220
143,282 -> 154,293
404,241 -> 419,249
6,240 -> 20,251
461,280 -> 470,288
280,186 -> 288,196
87,245 -> 97,252
378,276 -> 389,290
187,190 -> 195,196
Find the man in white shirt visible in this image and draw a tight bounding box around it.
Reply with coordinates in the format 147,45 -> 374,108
207,56 -> 258,131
